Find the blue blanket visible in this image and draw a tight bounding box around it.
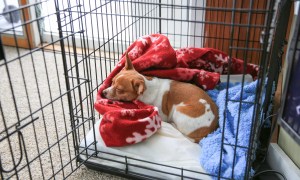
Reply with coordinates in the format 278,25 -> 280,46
200,80 -> 258,179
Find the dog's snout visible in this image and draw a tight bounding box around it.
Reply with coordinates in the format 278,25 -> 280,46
102,89 -> 108,97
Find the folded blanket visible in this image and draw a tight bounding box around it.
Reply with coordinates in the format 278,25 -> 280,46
200,80 -> 258,179
95,34 -> 259,147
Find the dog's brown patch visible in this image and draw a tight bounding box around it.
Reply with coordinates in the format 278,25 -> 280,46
187,116 -> 219,143
162,91 -> 170,116
176,102 -> 206,118
163,81 -> 218,118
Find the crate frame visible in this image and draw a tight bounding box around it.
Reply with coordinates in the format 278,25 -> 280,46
0,0 -> 293,179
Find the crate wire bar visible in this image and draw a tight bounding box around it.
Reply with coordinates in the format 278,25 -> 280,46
0,0 -> 292,179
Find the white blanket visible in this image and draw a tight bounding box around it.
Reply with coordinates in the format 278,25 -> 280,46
79,120 -> 211,179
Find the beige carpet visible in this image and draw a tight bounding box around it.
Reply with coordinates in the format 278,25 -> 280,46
0,46 -> 125,179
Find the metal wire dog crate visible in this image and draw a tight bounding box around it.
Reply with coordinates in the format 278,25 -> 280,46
0,0 -> 293,179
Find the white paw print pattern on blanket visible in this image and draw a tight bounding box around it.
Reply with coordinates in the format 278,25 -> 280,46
137,37 -> 148,46
151,54 -> 162,64
209,62 -> 224,74
129,46 -> 143,59
214,53 -> 228,63
153,42 -> 168,51
120,109 -> 135,117
126,113 -> 162,144
176,47 -> 194,59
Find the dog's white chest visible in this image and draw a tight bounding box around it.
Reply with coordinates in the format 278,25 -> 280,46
137,77 -> 171,121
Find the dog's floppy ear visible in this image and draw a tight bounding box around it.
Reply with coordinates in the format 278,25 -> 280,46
132,79 -> 145,95
125,52 -> 134,70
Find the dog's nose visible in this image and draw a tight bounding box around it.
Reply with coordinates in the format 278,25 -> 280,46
102,90 -> 107,97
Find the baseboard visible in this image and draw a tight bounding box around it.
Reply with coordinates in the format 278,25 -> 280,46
267,143 -> 300,180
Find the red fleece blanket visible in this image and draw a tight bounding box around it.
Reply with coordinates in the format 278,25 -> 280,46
95,34 -> 259,147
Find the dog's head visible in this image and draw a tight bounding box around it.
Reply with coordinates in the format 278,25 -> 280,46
102,53 -> 146,101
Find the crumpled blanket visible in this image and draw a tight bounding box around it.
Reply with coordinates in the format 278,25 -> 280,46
94,34 -> 259,147
200,80 -> 258,179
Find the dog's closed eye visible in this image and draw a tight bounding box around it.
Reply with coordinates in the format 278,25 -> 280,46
116,87 -> 125,94
116,88 -> 125,94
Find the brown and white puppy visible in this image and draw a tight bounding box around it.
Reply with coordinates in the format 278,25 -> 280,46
102,53 -> 219,142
